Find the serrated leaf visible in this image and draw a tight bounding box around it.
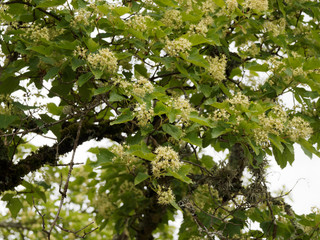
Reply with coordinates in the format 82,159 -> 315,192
189,112 -> 212,127
111,109 -> 134,125
268,134 -> 284,153
85,38 -> 99,52
109,91 -> 126,102
7,198 -> 23,218
162,124 -> 182,140
167,165 -> 193,184
44,67 -> 59,80
36,0 -> 66,8
71,58 -> 86,71
113,6 -> 130,16
183,131 -> 202,147
78,72 -> 93,87
96,148 -> 115,165
134,172 -> 149,185
0,114 -> 18,128
47,103 -> 62,116
154,101 -> 167,115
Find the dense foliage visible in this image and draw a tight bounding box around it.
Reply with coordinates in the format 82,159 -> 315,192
1,0 -> 320,239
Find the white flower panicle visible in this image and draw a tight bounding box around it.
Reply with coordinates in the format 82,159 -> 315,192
190,16 -> 213,36
264,19 -> 286,37
132,76 -> 154,97
286,116 -> 313,141
162,10 -> 183,29
201,0 -> 216,14
73,46 -> 88,58
111,144 -> 138,165
207,55 -> 227,81
157,186 -> 175,205
244,0 -> 268,11
127,15 -> 152,31
227,92 -> 250,107
71,8 -> 93,27
87,48 -> 118,72
211,109 -> 230,122
171,97 -> 194,123
24,24 -> 64,42
152,146 -> 181,178
226,0 -> 238,12
164,38 -> 192,57
134,103 -> 154,127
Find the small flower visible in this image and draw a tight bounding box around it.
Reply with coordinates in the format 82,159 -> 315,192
226,0 -> 238,12
134,103 -> 154,127
207,55 -> 227,81
73,46 -> 87,58
71,8 -> 93,27
244,0 -> 268,11
127,15 -> 152,31
162,10 -> 183,29
87,48 -> 118,73
132,76 -> 154,97
157,186 -> 175,205
152,146 -> 181,178
164,38 -> 192,57
286,116 -> 313,141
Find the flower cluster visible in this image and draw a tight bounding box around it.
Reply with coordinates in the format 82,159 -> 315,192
226,0 -> 238,12
286,116 -> 313,141
190,16 -> 213,36
201,0 -> 216,15
157,186 -> 175,205
24,24 -> 63,42
127,15 -> 152,31
92,193 -> 116,218
170,97 -> 194,124
0,4 -> 9,14
227,92 -> 250,108
162,10 -> 183,29
73,46 -> 87,58
71,8 -> 93,27
0,95 -> 13,114
134,103 -> 154,127
211,109 -> 230,122
164,38 -> 192,57
240,42 -> 260,57
132,76 -> 154,97
207,55 -> 227,81
111,144 -> 139,166
152,146 -> 181,178
87,48 -> 118,72
264,19 -> 286,37
244,0 -> 268,11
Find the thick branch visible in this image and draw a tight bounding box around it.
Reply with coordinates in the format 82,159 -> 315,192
0,120 -> 131,194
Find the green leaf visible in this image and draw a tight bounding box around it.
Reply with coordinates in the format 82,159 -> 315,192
183,131 -> 202,147
303,57 -> 320,71
154,101 -> 167,115
96,148 -> 116,165
85,38 -> 99,52
211,126 -> 230,138
162,124 -> 182,140
170,200 -> 182,211
166,165 -> 193,184
28,45 -> 53,55
268,134 -> 284,153
298,138 -> 320,158
44,67 -> 59,80
188,34 -> 209,46
0,115 -> 18,128
47,103 -> 62,116
111,109 -> 134,125
109,91 -> 126,102
134,172 -> 149,185
272,143 -> 287,168
201,155 -> 216,169
113,6 -> 130,16
36,0 -> 66,8
71,58 -> 86,71
189,112 -> 212,127
7,198 -> 23,218
78,72 -> 93,87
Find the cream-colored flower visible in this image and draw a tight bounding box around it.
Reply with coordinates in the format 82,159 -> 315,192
132,76 -> 154,97
71,8 -> 93,27
87,48 -> 118,72
244,0 -> 268,11
157,186 -> 175,205
162,10 -> 183,29
190,16 -> 213,36
226,0 -> 238,12
286,116 -> 313,141
152,146 -> 181,178
207,55 -> 227,81
127,15 -> 152,31
164,38 -> 192,57
134,103 -> 154,126
73,46 -> 87,58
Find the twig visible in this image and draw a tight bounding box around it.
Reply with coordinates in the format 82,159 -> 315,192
47,118 -> 84,239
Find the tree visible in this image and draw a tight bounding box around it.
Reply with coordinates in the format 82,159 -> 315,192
1,0 -> 320,239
